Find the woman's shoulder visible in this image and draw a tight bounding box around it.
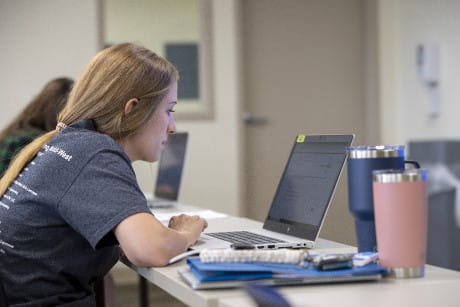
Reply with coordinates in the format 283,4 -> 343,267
51,120 -> 127,161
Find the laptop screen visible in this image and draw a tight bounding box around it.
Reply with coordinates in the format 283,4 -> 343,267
154,132 -> 188,201
264,134 -> 353,240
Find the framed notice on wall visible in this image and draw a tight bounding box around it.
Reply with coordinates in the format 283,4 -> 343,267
104,0 -> 214,120
166,43 -> 200,100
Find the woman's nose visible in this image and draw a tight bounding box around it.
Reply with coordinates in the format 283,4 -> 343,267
167,118 -> 176,134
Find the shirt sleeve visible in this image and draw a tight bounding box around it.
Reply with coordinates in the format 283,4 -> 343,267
58,149 -> 151,249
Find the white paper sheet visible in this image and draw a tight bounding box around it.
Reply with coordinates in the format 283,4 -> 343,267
154,210 -> 228,223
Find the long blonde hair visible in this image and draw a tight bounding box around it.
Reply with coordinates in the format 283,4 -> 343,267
0,43 -> 178,196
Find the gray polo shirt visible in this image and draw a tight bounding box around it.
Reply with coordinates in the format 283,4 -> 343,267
0,119 -> 151,306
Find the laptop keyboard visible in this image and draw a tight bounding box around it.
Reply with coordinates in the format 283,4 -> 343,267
206,231 -> 287,245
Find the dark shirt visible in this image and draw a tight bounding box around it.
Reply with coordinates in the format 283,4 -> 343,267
0,120 -> 150,306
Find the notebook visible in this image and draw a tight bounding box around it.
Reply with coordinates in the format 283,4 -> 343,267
179,256 -> 384,289
191,134 -> 354,250
147,132 -> 188,209
179,269 -> 382,289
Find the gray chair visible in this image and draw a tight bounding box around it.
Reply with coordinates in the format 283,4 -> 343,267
409,140 -> 460,271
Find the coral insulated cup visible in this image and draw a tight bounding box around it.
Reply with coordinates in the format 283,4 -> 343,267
373,169 -> 428,278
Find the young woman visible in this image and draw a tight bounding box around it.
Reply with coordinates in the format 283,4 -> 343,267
0,77 -> 74,176
0,43 -> 207,306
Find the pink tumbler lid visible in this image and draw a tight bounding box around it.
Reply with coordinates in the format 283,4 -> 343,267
373,169 -> 427,183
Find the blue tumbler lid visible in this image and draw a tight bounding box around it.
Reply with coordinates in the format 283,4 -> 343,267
347,145 -> 404,159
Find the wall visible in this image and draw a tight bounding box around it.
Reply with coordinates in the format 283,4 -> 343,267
119,1 -> 243,216
105,0 -> 199,51
0,0 -> 243,216
378,0 -> 460,146
104,0 -> 203,113
0,0 -> 101,129
177,1 -> 243,216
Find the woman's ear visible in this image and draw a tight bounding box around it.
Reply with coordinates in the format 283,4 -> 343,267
124,98 -> 139,115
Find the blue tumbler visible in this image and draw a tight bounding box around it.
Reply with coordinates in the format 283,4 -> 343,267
347,146 -> 405,252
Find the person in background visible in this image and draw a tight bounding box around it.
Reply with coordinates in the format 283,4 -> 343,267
0,77 -> 74,177
0,42 -> 207,306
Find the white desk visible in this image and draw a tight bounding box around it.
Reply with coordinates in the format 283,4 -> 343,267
123,206 -> 460,307
218,265 -> 460,307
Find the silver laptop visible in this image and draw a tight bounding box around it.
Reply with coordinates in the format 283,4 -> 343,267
147,132 -> 188,209
192,134 -> 354,250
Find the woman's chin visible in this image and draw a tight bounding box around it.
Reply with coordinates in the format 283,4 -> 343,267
147,154 -> 161,163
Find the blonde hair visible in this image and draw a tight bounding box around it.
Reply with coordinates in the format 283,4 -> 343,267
0,43 -> 178,196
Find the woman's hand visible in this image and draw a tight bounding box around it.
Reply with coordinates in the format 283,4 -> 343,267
168,214 -> 208,246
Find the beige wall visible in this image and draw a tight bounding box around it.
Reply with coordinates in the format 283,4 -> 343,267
378,0 -> 460,146
0,0 -> 243,216
4,0 -> 459,230
0,0 -> 101,131
176,1 -> 244,216
122,1 -> 244,216
105,0 -> 203,112
105,0 -> 199,50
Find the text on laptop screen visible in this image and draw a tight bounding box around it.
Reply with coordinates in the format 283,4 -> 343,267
265,135 -> 352,238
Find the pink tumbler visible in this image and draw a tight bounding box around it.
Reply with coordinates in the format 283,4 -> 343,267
372,169 -> 427,278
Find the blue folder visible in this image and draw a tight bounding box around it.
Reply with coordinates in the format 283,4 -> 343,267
186,257 -> 388,283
